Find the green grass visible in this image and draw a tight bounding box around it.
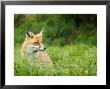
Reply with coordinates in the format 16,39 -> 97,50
14,44 -> 97,76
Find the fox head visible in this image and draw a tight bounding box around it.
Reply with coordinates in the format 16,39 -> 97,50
25,29 -> 46,52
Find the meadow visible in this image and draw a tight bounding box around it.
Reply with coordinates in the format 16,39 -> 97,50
14,14 -> 97,76
14,44 -> 96,76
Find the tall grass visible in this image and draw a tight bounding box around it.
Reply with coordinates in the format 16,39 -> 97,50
14,14 -> 97,76
14,44 -> 97,76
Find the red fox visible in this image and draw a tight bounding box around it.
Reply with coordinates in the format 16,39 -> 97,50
21,29 -> 53,66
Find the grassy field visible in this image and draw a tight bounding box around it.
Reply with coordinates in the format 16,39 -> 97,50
14,44 -> 97,76
14,14 -> 97,76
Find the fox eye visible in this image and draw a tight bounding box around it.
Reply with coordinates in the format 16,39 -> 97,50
36,42 -> 39,44
34,42 -> 39,44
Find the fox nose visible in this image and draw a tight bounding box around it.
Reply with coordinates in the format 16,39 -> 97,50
44,47 -> 46,50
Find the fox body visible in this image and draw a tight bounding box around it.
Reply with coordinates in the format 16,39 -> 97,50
21,30 -> 53,65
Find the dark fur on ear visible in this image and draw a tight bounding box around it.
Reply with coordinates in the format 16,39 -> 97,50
26,29 -> 31,37
26,29 -> 34,38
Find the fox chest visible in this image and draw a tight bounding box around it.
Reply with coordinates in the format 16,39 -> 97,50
24,45 -> 38,58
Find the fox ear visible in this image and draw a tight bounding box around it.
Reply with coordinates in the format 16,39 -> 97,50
39,30 -> 43,36
39,28 -> 44,35
39,27 -> 44,36
26,29 -> 34,38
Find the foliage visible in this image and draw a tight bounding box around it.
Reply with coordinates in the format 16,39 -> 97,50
14,14 -> 97,46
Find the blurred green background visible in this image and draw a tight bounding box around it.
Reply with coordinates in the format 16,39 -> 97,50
14,14 -> 97,76
14,14 -> 97,46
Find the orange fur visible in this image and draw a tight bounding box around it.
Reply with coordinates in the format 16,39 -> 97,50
21,30 -> 53,65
